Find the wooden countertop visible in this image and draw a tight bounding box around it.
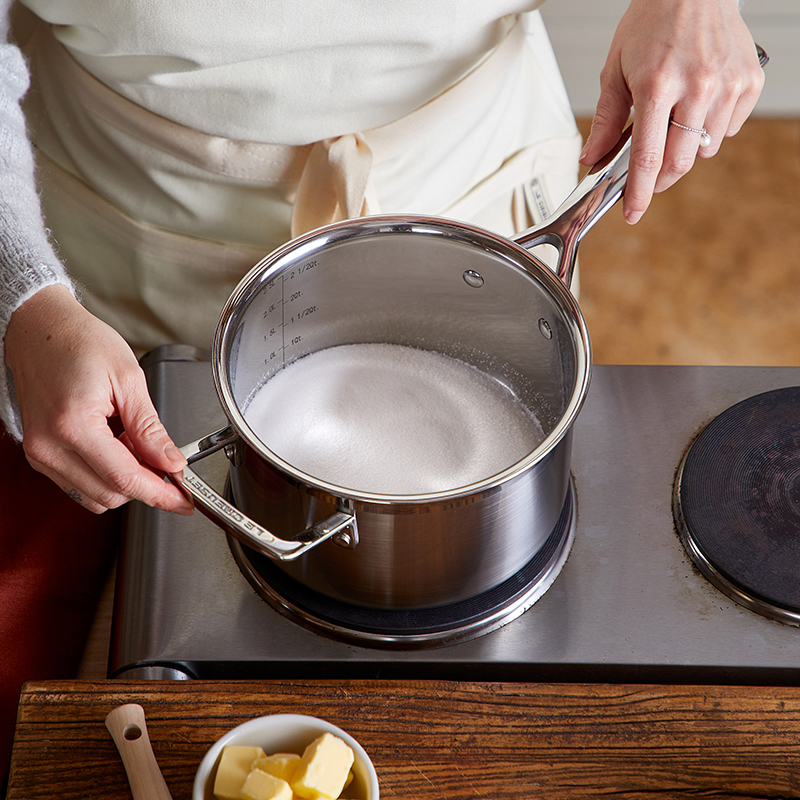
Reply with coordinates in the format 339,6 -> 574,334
8,679 -> 800,799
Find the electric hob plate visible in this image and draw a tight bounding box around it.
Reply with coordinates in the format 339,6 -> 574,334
674,386 -> 800,625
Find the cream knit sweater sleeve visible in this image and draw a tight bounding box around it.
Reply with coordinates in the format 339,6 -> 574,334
0,0 -> 75,441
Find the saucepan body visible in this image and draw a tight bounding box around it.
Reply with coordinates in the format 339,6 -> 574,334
177,131 -> 631,609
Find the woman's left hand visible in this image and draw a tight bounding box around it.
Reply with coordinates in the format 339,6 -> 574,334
580,0 -> 764,224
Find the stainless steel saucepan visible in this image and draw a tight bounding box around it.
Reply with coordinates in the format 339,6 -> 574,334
174,131 -> 631,610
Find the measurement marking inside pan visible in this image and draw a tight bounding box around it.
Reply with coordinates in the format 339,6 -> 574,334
263,262 -> 317,373
261,276 -> 289,371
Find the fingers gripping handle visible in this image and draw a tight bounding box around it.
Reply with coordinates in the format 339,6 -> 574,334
511,35 -> 764,288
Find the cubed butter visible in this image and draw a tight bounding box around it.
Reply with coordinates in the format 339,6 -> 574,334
251,752 -> 301,783
290,733 -> 355,800
213,745 -> 267,800
240,768 -> 294,800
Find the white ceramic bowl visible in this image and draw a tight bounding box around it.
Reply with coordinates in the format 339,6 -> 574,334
193,713 -> 379,800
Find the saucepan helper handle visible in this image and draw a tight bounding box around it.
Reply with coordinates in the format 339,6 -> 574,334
170,425 -> 357,561
513,126 -> 632,290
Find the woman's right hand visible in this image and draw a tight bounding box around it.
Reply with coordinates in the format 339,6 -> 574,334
4,285 -> 194,515
580,0 -> 764,225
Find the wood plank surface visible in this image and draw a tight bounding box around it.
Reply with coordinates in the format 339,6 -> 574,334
8,680 -> 800,799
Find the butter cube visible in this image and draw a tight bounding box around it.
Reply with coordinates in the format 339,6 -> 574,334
213,745 -> 267,800
251,753 -> 301,783
290,733 -> 355,800
241,768 -> 293,800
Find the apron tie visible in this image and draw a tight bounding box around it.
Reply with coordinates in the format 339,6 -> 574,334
292,132 -> 378,237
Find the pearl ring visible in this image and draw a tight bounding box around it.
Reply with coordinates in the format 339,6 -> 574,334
669,119 -> 712,148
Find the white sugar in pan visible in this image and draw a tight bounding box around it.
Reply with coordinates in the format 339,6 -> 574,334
244,343 -> 545,495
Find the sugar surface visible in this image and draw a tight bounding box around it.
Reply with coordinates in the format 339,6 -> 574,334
244,343 -> 545,495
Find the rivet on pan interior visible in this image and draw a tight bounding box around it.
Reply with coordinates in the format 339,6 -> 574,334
538,318 -> 553,339
463,269 -> 484,288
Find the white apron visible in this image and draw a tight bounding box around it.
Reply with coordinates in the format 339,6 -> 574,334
20,5 -> 581,354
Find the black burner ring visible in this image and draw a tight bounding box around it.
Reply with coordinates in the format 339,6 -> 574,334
230,481 -> 575,648
674,386 -> 800,624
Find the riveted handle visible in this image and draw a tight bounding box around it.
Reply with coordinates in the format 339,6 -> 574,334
172,425 -> 358,561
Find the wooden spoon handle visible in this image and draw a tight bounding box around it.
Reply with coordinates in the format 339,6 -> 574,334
105,703 -> 173,800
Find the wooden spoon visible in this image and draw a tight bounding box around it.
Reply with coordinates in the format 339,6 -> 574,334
105,703 -> 173,800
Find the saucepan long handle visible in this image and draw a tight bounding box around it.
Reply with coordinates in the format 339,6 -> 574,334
513,127 -> 631,290
516,41 -> 767,290
170,425 -> 357,561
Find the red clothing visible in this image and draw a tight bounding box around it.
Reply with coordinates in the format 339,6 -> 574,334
0,432 -> 119,788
